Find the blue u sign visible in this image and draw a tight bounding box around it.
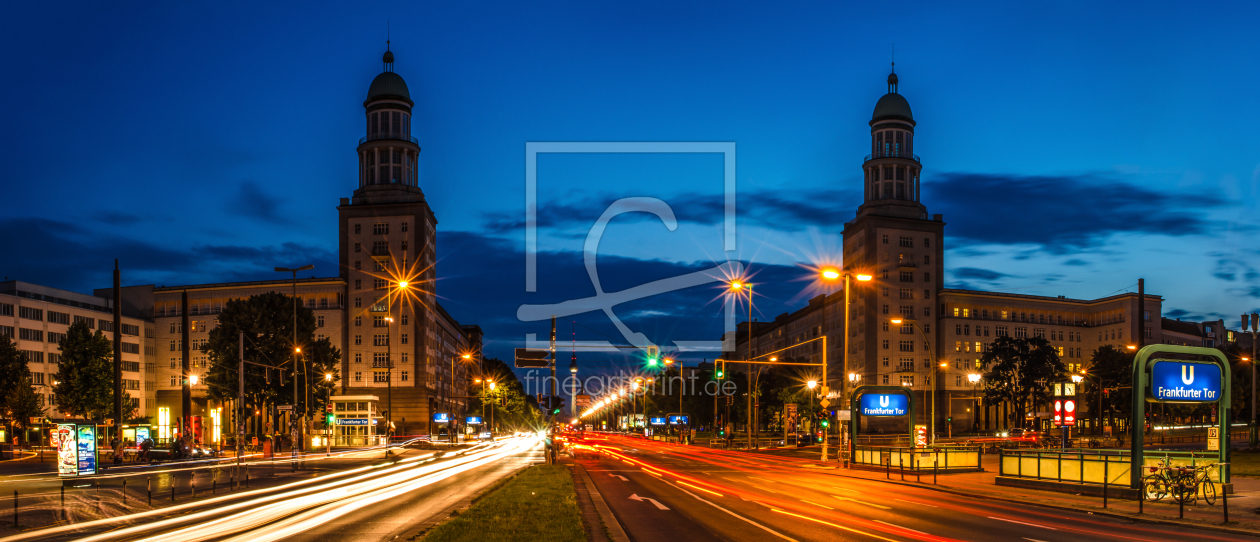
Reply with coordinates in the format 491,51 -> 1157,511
859,394 -> 908,416
1150,361 -> 1222,403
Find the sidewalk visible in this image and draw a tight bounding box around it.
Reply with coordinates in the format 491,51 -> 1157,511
784,450 -> 1260,534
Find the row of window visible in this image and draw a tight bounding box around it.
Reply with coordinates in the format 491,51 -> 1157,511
352,313 -> 408,326
351,371 -> 409,383
948,306 -> 1127,327
353,352 -> 410,364
881,234 -> 932,248
352,222 -> 409,235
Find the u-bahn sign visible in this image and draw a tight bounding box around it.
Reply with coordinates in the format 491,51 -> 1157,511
1150,360 -> 1222,403
858,393 -> 908,416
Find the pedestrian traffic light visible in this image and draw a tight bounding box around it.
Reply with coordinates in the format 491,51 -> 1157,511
646,345 -> 659,366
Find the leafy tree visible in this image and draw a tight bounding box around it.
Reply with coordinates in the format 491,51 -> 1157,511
0,335 -> 30,403
202,292 -> 332,422
979,336 -> 1066,429
467,357 -> 541,431
53,321 -> 115,420
1081,345 -> 1134,433
7,377 -> 45,445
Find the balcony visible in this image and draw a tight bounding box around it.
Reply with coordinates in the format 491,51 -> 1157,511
359,133 -> 419,145
864,153 -> 920,163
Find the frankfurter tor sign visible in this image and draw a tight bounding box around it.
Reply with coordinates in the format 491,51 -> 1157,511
1129,345 -> 1231,489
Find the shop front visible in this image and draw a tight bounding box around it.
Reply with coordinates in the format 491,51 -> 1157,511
331,395 -> 381,446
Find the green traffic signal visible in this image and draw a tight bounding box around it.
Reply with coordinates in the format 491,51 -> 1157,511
648,358 -> 658,366
716,369 -> 724,378
821,420 -> 830,427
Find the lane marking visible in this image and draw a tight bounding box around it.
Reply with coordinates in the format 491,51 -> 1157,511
770,508 -> 900,542
800,499 -> 834,510
749,476 -> 779,484
661,481 -> 797,542
629,493 -> 670,510
676,480 -> 723,498
831,486 -> 857,493
610,474 -> 629,481
990,517 -> 1057,530
1022,538 -> 1052,542
894,498 -> 936,507
874,520 -> 927,535
831,496 -> 892,510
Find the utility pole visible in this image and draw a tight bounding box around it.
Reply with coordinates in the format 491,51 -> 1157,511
1245,313 -> 1259,446
238,332 -> 244,472
181,290 -> 191,441
112,261 -> 122,445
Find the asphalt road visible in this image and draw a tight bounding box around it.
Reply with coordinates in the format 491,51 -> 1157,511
576,434 -> 1254,542
0,437 -> 540,542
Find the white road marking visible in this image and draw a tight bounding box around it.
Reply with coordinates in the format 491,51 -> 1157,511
800,499 -> 834,510
610,474 -> 629,481
1022,538 -> 1052,542
990,517 -> 1057,530
629,493 -> 670,510
832,496 -> 892,509
874,520 -> 928,535
895,498 -> 935,507
661,480 -> 797,542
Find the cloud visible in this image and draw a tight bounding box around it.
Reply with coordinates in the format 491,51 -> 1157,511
952,267 -> 1009,281
478,188 -> 861,234
228,180 -> 288,224
1063,259 -> 1089,266
0,216 -> 335,293
922,173 -> 1227,252
93,211 -> 146,226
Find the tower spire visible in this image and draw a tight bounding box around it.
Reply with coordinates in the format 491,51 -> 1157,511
383,21 -> 394,72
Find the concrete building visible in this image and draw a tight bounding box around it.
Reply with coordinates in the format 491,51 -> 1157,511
0,281 -> 156,420
728,68 -> 1173,436
2,49 -> 481,442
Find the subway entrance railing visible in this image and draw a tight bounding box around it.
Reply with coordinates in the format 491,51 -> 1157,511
999,448 -> 1227,486
852,445 -> 982,472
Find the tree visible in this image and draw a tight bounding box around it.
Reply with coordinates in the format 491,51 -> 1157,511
1082,345 -> 1134,433
0,335 -> 32,440
7,378 -> 45,446
202,292 -> 332,427
53,321 -> 115,421
468,357 -> 541,432
980,336 -> 1066,429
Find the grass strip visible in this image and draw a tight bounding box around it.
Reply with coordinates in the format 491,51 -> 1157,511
423,465 -> 585,542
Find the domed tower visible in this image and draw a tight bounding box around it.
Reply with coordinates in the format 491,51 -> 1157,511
841,65 -> 945,436
857,65 -> 926,220
338,47 -> 440,428
358,50 -> 420,189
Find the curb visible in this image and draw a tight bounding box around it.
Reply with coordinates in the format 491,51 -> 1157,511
802,464 -> 1260,538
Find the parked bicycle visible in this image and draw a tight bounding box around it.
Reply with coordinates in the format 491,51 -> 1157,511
1142,461 -> 1218,505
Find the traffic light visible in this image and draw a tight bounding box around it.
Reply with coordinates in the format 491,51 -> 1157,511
821,420 -> 829,428
326,412 -> 336,426
646,345 -> 659,367
542,395 -> 566,415
715,369 -> 723,378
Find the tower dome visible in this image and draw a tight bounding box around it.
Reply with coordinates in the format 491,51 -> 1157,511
871,92 -> 913,123
367,72 -> 412,104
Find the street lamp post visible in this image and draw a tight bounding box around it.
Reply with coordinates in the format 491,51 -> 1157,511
730,281 -> 754,449
806,380 -> 817,439
891,317 -> 938,444
820,268 -> 871,462
968,373 -> 982,432
1243,313 -> 1259,446
275,264 -> 313,467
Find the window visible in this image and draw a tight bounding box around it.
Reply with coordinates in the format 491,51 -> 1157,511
373,260 -> 386,272
0,325 -> 15,338
0,304 -> 10,317
374,372 -> 389,383
899,340 -> 915,352
900,306 -> 913,318
401,314 -> 408,325
373,241 -> 388,255
1001,310 -> 1009,321
962,308 -> 969,318
355,353 -> 362,364
923,306 -> 931,317
882,374 -> 889,385
48,311 -> 70,325
882,322 -> 889,332
354,224 -> 362,234
402,222 -> 408,232
355,298 -> 362,308
374,334 -> 389,346
924,255 -> 931,265
975,341 -> 982,353
900,375 -> 914,387
882,339 -> 889,349
923,238 -> 930,248
402,353 -> 408,363
373,352 -> 389,367
956,375 -> 962,387
882,234 -> 889,244
20,350 -> 43,363
401,240 -> 408,251
354,316 -> 362,326
18,307 -> 43,321
355,280 -> 362,290
374,279 -> 387,290
1015,327 -> 1028,339
900,323 -> 913,334
355,335 -> 362,345
881,356 -> 889,367
354,261 -> 361,270
995,326 -> 1008,337
882,305 -> 889,315
19,328 -> 43,342
882,270 -> 889,279
955,341 -> 962,352
354,372 -> 362,382
882,286 -> 890,297
924,289 -> 930,299
953,307 -> 959,317
924,272 -> 931,282
899,236 -> 913,248
899,288 -> 913,300
73,315 -> 94,328
374,223 -> 389,235
317,316 -> 325,327
373,315 -> 387,327
1034,328 -> 1045,339
899,271 -> 913,282
121,342 -> 139,354
401,333 -> 408,344
47,353 -> 59,364
354,242 -> 361,253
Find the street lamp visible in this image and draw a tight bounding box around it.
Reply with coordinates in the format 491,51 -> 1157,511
730,279 -> 755,449
890,316 -> 939,444
820,267 -> 871,463
275,263 -> 313,462
968,373 -> 982,432
806,380 -> 818,438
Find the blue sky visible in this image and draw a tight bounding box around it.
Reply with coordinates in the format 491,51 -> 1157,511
2,1 -> 1258,367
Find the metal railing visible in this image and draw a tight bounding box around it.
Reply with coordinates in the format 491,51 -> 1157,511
359,134 -> 419,145
864,153 -> 921,163
853,445 -> 981,471
999,448 -> 1226,485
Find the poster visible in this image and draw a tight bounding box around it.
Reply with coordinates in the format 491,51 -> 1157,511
76,425 -> 97,476
914,425 -> 928,449
56,424 -> 77,476
136,426 -> 151,443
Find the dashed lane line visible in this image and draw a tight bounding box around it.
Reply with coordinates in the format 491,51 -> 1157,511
990,517 -> 1057,530
874,520 -> 928,535
831,496 -> 892,510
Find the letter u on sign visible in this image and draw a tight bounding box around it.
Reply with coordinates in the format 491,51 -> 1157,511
1181,365 -> 1194,386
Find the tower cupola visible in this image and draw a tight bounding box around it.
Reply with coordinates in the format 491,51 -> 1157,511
856,65 -> 926,220
358,44 -> 420,190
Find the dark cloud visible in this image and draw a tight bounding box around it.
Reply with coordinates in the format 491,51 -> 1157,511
1063,259 -> 1090,266
1164,308 -> 1203,320
923,173 -> 1226,252
93,211 -> 146,226
228,181 -> 288,224
0,216 -> 336,293
479,189 -> 861,234
952,267 -> 1009,281
1215,272 -> 1237,281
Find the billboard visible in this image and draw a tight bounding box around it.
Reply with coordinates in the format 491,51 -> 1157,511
56,424 -> 77,476
858,394 -> 908,416
76,425 -> 96,476
1150,361 -> 1222,403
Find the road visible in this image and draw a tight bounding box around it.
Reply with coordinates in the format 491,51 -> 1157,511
0,437 -> 540,542
575,434 -> 1252,542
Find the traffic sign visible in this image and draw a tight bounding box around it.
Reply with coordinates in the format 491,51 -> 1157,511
278,405 -> 293,411
515,348 -> 550,369
326,403 -> 333,412
859,394 -> 908,416
1150,360 -> 1222,403
819,398 -> 831,408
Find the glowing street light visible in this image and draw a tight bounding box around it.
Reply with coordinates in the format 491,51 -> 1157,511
807,380 -> 818,389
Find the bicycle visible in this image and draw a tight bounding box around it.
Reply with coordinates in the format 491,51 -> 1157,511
1173,463 -> 1217,506
1142,461 -> 1175,501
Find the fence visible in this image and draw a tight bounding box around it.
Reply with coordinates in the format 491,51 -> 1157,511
852,445 -> 981,472
999,448 -> 1226,486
